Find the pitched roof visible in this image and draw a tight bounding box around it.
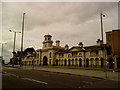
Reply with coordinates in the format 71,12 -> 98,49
84,45 -> 102,51
24,47 -> 35,54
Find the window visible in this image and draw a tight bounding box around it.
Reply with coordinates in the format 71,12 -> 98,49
50,52 -> 52,58
37,60 -> 39,64
79,53 -> 82,57
37,54 -> 39,58
45,38 -> 47,40
106,46 -> 112,55
74,52 -> 77,56
95,58 -> 99,67
49,59 -> 51,64
96,51 -> 98,55
68,54 -> 70,58
75,59 -> 78,66
107,34 -> 111,41
48,38 -> 50,40
90,51 -> 94,56
90,58 -> 94,67
72,53 -> 74,56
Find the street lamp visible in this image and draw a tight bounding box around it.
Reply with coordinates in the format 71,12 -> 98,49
20,13 -> 26,67
9,30 -> 21,66
100,13 -> 105,42
9,30 -> 21,53
21,13 -> 26,52
100,13 -> 107,78
0,42 -> 7,64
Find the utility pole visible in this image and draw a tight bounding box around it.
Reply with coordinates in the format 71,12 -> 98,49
100,13 -> 107,78
0,42 -> 7,63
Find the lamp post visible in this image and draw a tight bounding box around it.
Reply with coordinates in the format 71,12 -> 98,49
100,13 -> 107,78
9,30 -> 21,66
21,13 -> 26,52
9,30 -> 21,53
100,13 -> 105,42
20,13 -> 26,67
0,42 -> 7,64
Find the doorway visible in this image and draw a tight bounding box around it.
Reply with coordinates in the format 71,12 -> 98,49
109,57 -> 113,69
43,56 -> 48,65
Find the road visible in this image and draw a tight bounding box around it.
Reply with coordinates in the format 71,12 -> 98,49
2,67 -> 119,88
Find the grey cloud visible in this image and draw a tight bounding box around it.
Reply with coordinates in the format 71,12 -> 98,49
3,2 -> 117,32
2,2 -> 118,63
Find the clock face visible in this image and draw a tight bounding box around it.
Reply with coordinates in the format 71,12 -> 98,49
107,34 -> 111,41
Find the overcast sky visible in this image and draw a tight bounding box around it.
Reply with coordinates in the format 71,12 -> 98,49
1,1 -> 119,63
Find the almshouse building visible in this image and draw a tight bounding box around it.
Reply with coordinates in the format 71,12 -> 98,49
22,34 -> 105,68
22,29 -> 120,70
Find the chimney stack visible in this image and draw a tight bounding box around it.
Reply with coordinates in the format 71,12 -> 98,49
56,40 -> 60,47
65,44 -> 69,50
96,39 -> 103,46
78,42 -> 83,48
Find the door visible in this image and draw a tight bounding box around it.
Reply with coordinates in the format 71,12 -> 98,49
43,56 -> 48,65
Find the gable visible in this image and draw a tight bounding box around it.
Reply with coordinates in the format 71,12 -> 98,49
69,47 -> 80,52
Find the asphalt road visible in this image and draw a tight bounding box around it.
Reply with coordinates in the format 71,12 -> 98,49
2,67 -> 119,88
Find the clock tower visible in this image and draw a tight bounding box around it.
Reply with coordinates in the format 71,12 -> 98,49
42,34 -> 53,49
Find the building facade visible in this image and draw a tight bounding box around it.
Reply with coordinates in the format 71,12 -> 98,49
22,35 -> 105,69
22,30 -> 120,70
106,29 -> 120,69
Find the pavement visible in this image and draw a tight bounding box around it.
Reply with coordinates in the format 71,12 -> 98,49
3,65 -> 120,81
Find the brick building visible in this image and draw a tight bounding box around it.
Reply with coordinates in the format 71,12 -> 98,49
106,29 -> 120,69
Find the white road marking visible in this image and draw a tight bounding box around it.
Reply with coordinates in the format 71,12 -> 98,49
82,81 -> 89,83
3,72 -> 19,78
22,77 -> 48,85
3,72 -> 48,85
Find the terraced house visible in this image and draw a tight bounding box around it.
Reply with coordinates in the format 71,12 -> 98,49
22,29 -> 120,70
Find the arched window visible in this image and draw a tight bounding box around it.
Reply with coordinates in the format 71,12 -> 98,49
79,58 -> 82,67
86,58 -> 89,67
56,59 -> 58,66
72,59 -> 74,66
100,58 -> 104,68
49,59 -> 51,64
37,60 -> 39,64
96,51 -> 98,55
59,59 -> 61,66
48,37 -> 50,40
49,52 -> 52,58
64,59 -> 67,66
68,54 -> 70,58
79,53 -> 82,57
62,59 -> 63,66
90,58 -> 94,67
68,59 -> 71,66
45,37 -> 47,40
95,58 -> 99,67
75,59 -> 78,66
108,57 -> 114,69
72,53 -> 74,56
